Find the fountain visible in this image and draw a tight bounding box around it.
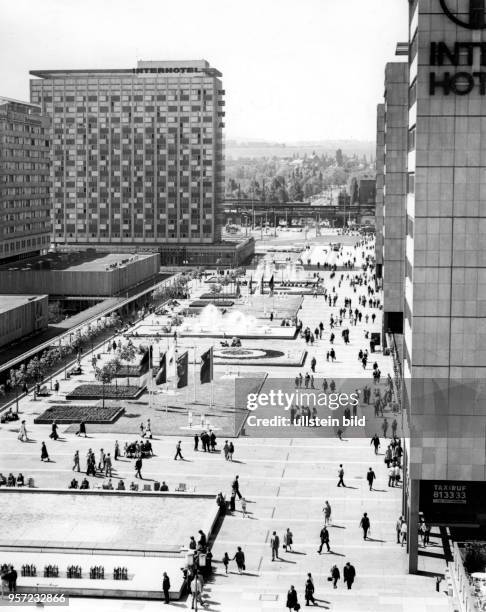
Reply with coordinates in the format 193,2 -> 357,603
175,303 -> 296,339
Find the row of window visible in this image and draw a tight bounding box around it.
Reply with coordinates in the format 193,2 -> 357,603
0,234 -> 48,253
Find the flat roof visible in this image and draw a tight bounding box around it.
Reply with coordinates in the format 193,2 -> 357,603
0,252 -> 156,273
0,295 -> 47,316
30,59 -> 222,79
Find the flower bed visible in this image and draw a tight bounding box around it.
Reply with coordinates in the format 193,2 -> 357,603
34,404 -> 124,424
66,384 -> 145,401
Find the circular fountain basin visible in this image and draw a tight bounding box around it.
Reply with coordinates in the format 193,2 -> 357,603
214,348 -> 285,360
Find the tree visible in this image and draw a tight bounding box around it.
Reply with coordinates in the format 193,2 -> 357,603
118,342 -> 136,386
95,360 -> 119,408
8,365 -> 28,412
26,356 -> 45,386
288,180 -> 304,202
118,341 -> 136,364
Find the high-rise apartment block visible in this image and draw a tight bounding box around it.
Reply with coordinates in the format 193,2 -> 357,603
29,60 -> 227,262
382,62 -> 408,335
0,97 -> 51,263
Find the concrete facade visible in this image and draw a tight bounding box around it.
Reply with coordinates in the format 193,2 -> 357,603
0,295 -> 48,349
0,252 -> 159,297
375,104 -> 385,272
404,0 -> 486,572
0,98 -> 51,264
29,61 -> 225,249
383,63 -> 408,335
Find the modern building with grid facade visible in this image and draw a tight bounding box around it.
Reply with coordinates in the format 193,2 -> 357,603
29,60 -> 227,261
0,97 -> 51,264
400,0 -> 486,573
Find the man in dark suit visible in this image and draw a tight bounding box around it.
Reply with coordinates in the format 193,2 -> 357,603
162,572 -> 170,603
318,526 -> 330,553
8,565 -> 17,593
343,562 -> 356,589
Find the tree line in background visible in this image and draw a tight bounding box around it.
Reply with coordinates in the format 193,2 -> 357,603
225,149 -> 375,204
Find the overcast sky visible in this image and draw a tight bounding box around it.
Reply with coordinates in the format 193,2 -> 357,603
0,0 -> 408,142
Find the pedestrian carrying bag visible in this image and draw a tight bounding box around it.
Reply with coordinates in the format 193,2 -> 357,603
294,605 -> 301,611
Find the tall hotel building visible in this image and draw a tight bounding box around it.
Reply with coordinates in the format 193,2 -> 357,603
0,97 -> 51,263
29,60 -> 233,264
386,0 -> 486,571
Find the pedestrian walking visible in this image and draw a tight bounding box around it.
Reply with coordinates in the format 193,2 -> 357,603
382,418 -> 389,438
105,453 -> 112,477
162,571 -> 170,604
174,440 -> 184,460
228,441 -> 234,460
359,513 -> 370,540
270,531 -> 280,561
189,575 -> 206,609
400,520 -> 407,546
232,475 -> 242,499
396,515 -> 403,544
366,467 -> 376,491
135,457 -> 143,479
370,433 -> 380,454
114,440 -> 120,460
194,433 -> 199,451
223,440 -> 229,460
232,546 -> 245,574
72,450 -> 80,472
323,500 -> 332,525
305,574 -> 317,606
330,564 -> 340,589
343,562 -> 356,589
76,420 -> 87,437
283,527 -> 293,552
50,421 -> 59,441
222,552 -> 230,574
337,464 -> 345,487
286,585 -> 299,611
18,420 -> 28,442
318,525 -> 330,553
40,441 -> 49,462
241,497 -> 247,518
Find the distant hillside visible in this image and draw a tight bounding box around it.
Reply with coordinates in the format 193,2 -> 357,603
225,139 -> 375,160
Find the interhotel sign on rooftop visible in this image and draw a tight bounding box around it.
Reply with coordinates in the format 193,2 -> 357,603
429,0 -> 486,95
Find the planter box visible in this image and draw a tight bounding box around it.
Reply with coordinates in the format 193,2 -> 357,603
66,384 -> 146,401
34,405 -> 124,424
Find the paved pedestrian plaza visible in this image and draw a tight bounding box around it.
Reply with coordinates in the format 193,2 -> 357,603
0,231 -> 448,610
